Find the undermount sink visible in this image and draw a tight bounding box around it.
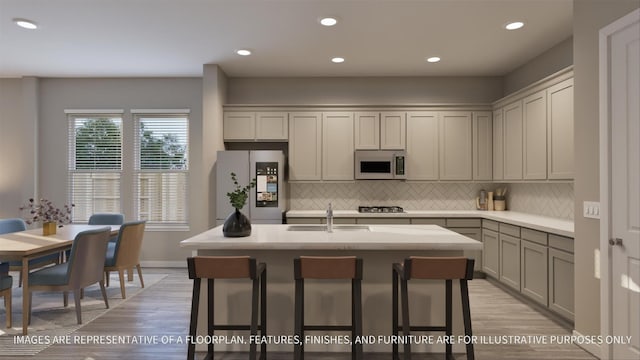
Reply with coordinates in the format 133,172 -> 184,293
287,225 -> 370,232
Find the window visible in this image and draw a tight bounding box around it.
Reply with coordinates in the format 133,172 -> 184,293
67,113 -> 123,222
133,113 -> 189,228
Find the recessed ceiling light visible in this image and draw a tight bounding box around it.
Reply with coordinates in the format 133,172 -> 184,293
13,18 -> 38,30
505,21 -> 524,30
236,49 -> 252,56
426,57 -> 441,63
319,17 -> 338,26
331,57 -> 345,63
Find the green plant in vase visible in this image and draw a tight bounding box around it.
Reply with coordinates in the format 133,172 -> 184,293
223,173 -> 256,237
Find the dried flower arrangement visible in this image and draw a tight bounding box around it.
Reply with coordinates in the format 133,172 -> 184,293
19,198 -> 74,226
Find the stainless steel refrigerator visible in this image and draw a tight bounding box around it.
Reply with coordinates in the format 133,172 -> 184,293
216,150 -> 287,225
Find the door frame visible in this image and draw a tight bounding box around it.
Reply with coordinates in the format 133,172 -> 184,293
598,8 -> 640,360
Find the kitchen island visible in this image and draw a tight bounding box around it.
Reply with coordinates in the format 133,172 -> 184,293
180,224 -> 482,353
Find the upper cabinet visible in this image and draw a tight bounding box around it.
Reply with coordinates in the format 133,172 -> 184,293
406,112 -> 439,180
493,109 -> 504,180
547,78 -> 574,179
288,112 -> 322,181
223,112 -> 256,140
380,112 -> 406,150
256,112 -> 289,140
355,112 -> 406,150
492,69 -> 574,181
523,90 -> 548,179
322,112 -> 354,180
439,112 -> 472,180
224,111 -> 288,141
473,111 -> 493,181
503,101 -> 524,180
354,112 -> 380,150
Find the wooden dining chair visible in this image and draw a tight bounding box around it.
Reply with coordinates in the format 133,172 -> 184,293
104,221 -> 146,299
0,218 -> 60,286
0,262 -> 12,328
28,227 -> 111,325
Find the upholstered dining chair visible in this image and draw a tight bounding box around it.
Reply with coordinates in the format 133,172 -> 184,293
0,262 -> 12,328
28,227 -> 111,325
104,221 -> 146,299
88,213 -> 124,243
0,218 -> 60,286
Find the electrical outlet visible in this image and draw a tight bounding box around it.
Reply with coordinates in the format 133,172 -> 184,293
583,201 -> 601,219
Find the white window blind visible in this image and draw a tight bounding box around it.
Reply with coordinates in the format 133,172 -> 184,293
134,114 -> 189,228
68,115 -> 123,222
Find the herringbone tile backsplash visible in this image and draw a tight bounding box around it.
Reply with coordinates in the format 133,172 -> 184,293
289,182 -> 574,220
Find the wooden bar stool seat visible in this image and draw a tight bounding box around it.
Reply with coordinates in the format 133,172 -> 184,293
392,256 -> 475,360
294,256 -> 363,360
187,256 -> 267,360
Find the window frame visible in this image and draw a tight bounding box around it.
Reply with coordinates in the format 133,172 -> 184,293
132,110 -> 190,231
66,110 -> 124,223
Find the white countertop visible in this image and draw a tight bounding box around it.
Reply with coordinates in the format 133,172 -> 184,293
180,224 -> 482,251
286,210 -> 574,238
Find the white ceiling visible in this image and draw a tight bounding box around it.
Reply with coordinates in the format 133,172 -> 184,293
0,0 -> 573,78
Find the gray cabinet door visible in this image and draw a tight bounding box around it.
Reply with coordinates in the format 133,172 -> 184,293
499,233 -> 521,291
482,229 -> 499,278
548,248 -> 574,321
521,240 -> 548,306
450,227 -> 482,272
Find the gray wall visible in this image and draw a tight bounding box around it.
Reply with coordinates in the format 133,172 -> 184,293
202,64 -> 228,226
503,37 -> 574,95
37,77 -> 203,264
0,78 -> 38,218
228,76 -> 504,105
572,0 -> 639,339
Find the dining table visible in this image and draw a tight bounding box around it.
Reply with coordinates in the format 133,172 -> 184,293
0,224 -> 119,335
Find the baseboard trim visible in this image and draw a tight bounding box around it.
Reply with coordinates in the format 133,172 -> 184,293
140,260 -> 186,268
572,330 -> 602,359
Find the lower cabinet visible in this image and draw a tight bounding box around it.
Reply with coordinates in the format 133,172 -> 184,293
548,248 -> 574,321
482,229 -> 499,278
449,227 -> 482,272
520,240 -> 548,305
499,234 -> 521,291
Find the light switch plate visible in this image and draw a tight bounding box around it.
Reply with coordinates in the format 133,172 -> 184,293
583,201 -> 601,219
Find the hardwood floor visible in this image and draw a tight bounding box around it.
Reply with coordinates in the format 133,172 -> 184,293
6,268 -> 596,360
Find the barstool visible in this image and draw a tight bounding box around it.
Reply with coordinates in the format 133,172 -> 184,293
392,257 -> 475,360
187,256 -> 266,360
294,256 -> 363,360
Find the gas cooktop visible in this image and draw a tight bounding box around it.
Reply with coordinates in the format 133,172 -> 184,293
358,206 -> 405,213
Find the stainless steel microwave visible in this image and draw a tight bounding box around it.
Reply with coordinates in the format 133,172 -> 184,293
355,150 -> 406,180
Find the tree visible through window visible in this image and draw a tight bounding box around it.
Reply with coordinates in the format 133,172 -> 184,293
69,115 -> 122,222
135,115 -> 189,227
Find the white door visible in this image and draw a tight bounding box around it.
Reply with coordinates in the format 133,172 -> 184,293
600,9 -> 640,360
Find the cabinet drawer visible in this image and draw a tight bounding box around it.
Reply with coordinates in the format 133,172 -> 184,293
549,234 -> 574,253
411,218 -> 446,226
522,228 -> 548,246
499,223 -> 521,237
356,218 -> 411,225
483,219 -> 499,231
447,218 -> 481,228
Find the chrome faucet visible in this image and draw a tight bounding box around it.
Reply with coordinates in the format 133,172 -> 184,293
326,202 -> 333,233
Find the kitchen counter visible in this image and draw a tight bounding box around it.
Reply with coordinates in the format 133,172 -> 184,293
180,224 -> 482,251
286,210 -> 574,238
179,224 -> 480,353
